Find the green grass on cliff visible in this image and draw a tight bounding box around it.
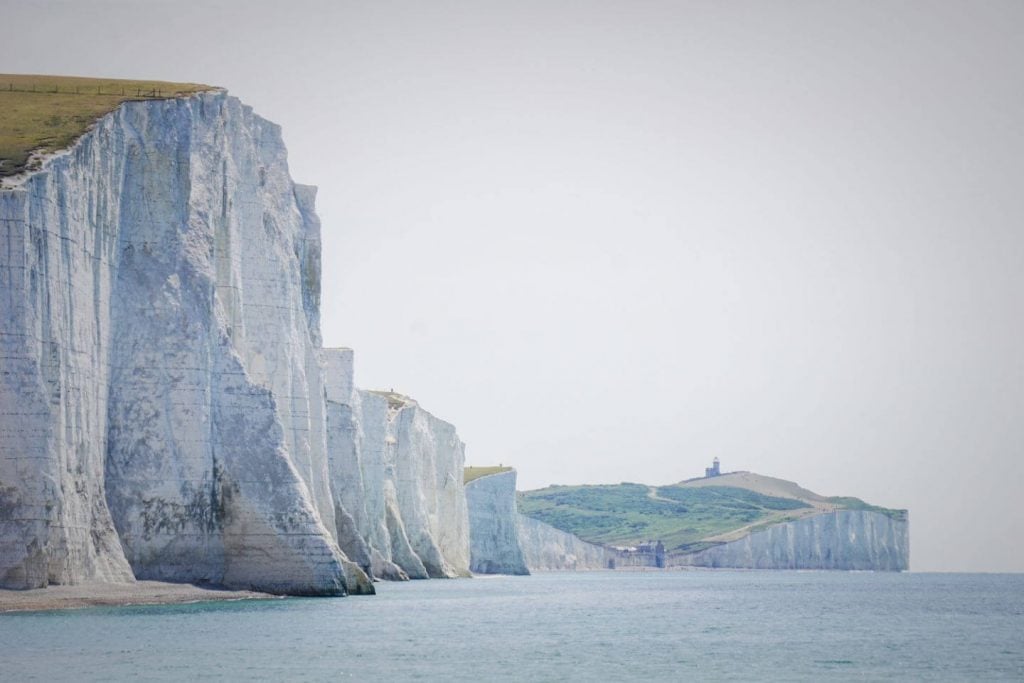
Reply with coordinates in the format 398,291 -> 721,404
364,390 -> 414,410
0,74 -> 214,177
464,466 -> 512,484
517,483 -> 812,551
827,496 -> 908,522
518,479 -> 907,552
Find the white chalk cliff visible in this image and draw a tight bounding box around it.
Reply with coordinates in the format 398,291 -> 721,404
0,91 -> 469,594
463,467 -> 606,573
517,515 -> 611,571
671,510 -> 909,571
465,470 -> 529,575
324,351 -> 471,581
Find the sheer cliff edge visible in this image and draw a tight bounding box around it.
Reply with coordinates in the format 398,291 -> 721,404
0,90 -> 470,595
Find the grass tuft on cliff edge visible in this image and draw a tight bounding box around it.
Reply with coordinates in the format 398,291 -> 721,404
0,74 -> 215,178
464,466 -> 513,484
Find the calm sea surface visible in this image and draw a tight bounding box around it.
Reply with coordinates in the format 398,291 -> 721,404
2,571 -> 1022,681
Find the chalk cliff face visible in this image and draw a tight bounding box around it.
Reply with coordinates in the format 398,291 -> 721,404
0,91 -> 468,594
389,395 -> 472,578
671,510 -> 909,571
323,351 -> 471,580
465,470 -> 529,575
517,515 -> 610,571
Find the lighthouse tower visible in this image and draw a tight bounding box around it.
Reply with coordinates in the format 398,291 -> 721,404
704,457 -> 721,478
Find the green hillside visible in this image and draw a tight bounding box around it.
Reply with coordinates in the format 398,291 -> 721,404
518,483 -> 809,551
518,473 -> 906,552
0,74 -> 214,177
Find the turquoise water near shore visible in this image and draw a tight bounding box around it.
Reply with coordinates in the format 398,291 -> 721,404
2,571 -> 1022,681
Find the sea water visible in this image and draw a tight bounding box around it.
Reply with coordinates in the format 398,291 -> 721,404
1,571 -> 1022,681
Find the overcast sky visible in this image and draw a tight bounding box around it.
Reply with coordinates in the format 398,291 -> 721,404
4,0 -> 1022,572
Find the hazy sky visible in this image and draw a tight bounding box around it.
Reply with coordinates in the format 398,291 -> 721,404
4,1 -> 1022,572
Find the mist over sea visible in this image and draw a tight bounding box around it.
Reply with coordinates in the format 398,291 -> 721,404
2,572 -> 1021,681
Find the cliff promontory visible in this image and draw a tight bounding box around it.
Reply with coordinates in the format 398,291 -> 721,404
464,468 -> 529,575
0,79 -> 471,595
463,466 -> 610,573
518,470 -> 909,571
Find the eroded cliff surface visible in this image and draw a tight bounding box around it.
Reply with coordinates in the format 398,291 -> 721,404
0,91 -> 477,594
465,470 -> 529,575
671,510 -> 909,571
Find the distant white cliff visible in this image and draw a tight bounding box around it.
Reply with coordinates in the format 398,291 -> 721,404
513,508 -> 908,573
463,468 -> 608,573
0,91 -> 469,594
515,470 -> 909,572
671,510 -> 909,571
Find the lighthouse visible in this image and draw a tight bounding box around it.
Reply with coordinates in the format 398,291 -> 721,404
704,457 -> 721,478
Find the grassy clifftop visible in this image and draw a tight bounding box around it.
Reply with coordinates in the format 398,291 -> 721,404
518,472 -> 907,552
464,466 -> 513,484
0,74 -> 214,178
